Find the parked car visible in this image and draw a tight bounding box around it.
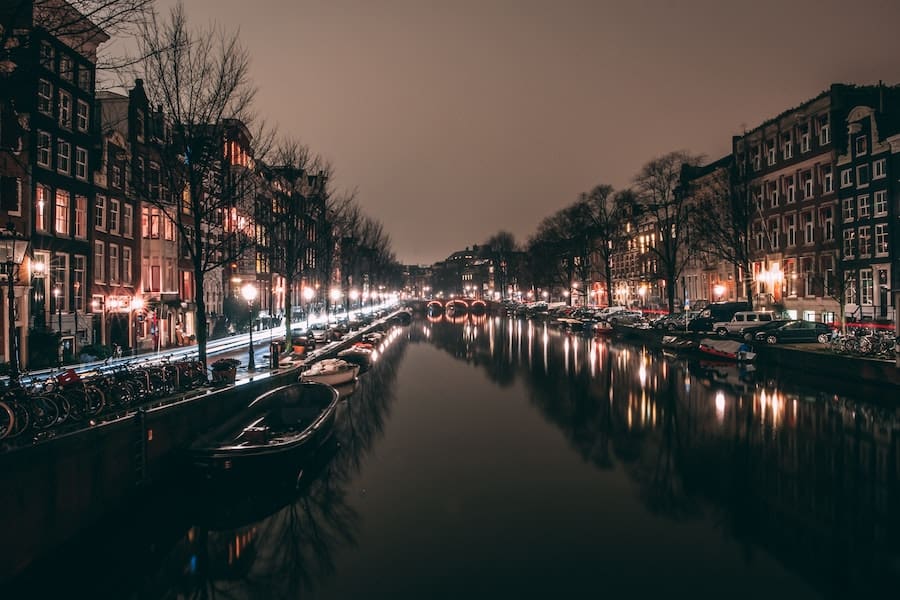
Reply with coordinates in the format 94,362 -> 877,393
607,309 -> 644,325
652,310 -> 700,331
713,311 -> 776,337
596,306 -> 630,322
754,320 -> 832,344
739,319 -> 791,341
688,301 -> 753,332
309,323 -> 330,343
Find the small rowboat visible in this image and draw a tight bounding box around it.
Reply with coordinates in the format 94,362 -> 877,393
188,382 -> 339,480
697,338 -> 756,362
299,358 -> 360,386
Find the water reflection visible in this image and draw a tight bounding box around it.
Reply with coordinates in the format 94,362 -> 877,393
415,314 -> 900,596
155,329 -> 411,599
8,314 -> 900,597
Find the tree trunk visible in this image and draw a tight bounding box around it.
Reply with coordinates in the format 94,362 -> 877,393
605,264 -> 614,308
284,274 -> 294,348
194,267 -> 208,371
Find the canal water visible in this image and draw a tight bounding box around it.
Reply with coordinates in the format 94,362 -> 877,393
6,314 -> 900,598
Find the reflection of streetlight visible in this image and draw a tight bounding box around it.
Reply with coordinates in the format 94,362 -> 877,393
241,283 -> 257,372
131,297 -> 144,353
329,288 -> 341,321
350,288 -> 359,311
303,286 -> 314,328
30,259 -> 46,328
0,224 -> 31,383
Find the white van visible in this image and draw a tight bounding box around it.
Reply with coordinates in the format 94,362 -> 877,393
713,311 -> 775,336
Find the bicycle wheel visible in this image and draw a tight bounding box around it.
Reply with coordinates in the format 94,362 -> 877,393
0,401 -> 14,440
83,385 -> 105,416
29,395 -> 60,430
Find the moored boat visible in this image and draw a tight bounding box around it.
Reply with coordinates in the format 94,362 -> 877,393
188,381 -> 339,480
337,343 -> 375,373
697,338 -> 756,362
299,358 -> 360,386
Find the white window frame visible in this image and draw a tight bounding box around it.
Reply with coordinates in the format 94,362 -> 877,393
38,79 -> 53,115
37,131 -> 51,168
56,140 -> 70,174
822,166 -> 833,193
95,195 -> 106,231
74,194 -> 87,239
855,135 -> 867,156
58,90 -> 72,129
803,173 -> 813,199
55,189 -> 69,236
59,54 -> 73,82
858,194 -> 870,218
94,241 -> 105,283
76,100 -> 89,132
858,226 -> 871,257
842,197 -> 855,222
36,185 -> 51,232
800,132 -> 810,153
874,190 -> 887,216
821,208 -> 834,241
0,176 -> 22,216
786,179 -> 795,204
875,223 -> 888,256
843,229 -> 855,259
123,203 -> 133,238
840,169 -> 852,188
109,244 -> 119,284
803,211 -> 814,244
857,164 -> 870,188
860,269 -> 874,305
785,214 -> 796,246
873,158 -> 886,179
783,135 -> 793,160
819,119 -> 830,145
74,146 -> 87,180
39,42 -> 54,69
122,247 -> 132,284
767,141 -> 776,166
109,198 -> 120,235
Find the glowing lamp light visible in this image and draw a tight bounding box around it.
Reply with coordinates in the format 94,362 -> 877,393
713,284 -> 726,299
329,288 -> 341,302
350,289 -> 359,301
303,286 -> 315,301
241,283 -> 258,303
131,298 -> 145,311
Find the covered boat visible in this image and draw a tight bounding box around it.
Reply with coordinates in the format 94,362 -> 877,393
697,338 -> 756,362
300,358 -> 360,386
188,381 -> 339,479
337,343 -> 375,373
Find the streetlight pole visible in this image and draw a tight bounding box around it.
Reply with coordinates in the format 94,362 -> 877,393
53,287 -> 62,364
0,224 -> 30,384
242,283 -> 257,372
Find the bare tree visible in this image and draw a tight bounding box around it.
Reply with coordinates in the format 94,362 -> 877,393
484,231 -> 518,299
632,151 -> 703,312
264,138 -> 328,347
686,159 -> 755,307
584,185 -> 630,308
134,3 -> 272,367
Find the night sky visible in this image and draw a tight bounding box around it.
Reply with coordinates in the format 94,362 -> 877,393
156,0 -> 900,265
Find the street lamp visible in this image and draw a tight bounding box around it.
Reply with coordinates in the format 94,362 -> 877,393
241,283 -> 257,372
0,224 -> 31,383
713,283 -> 726,301
131,297 -> 144,354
